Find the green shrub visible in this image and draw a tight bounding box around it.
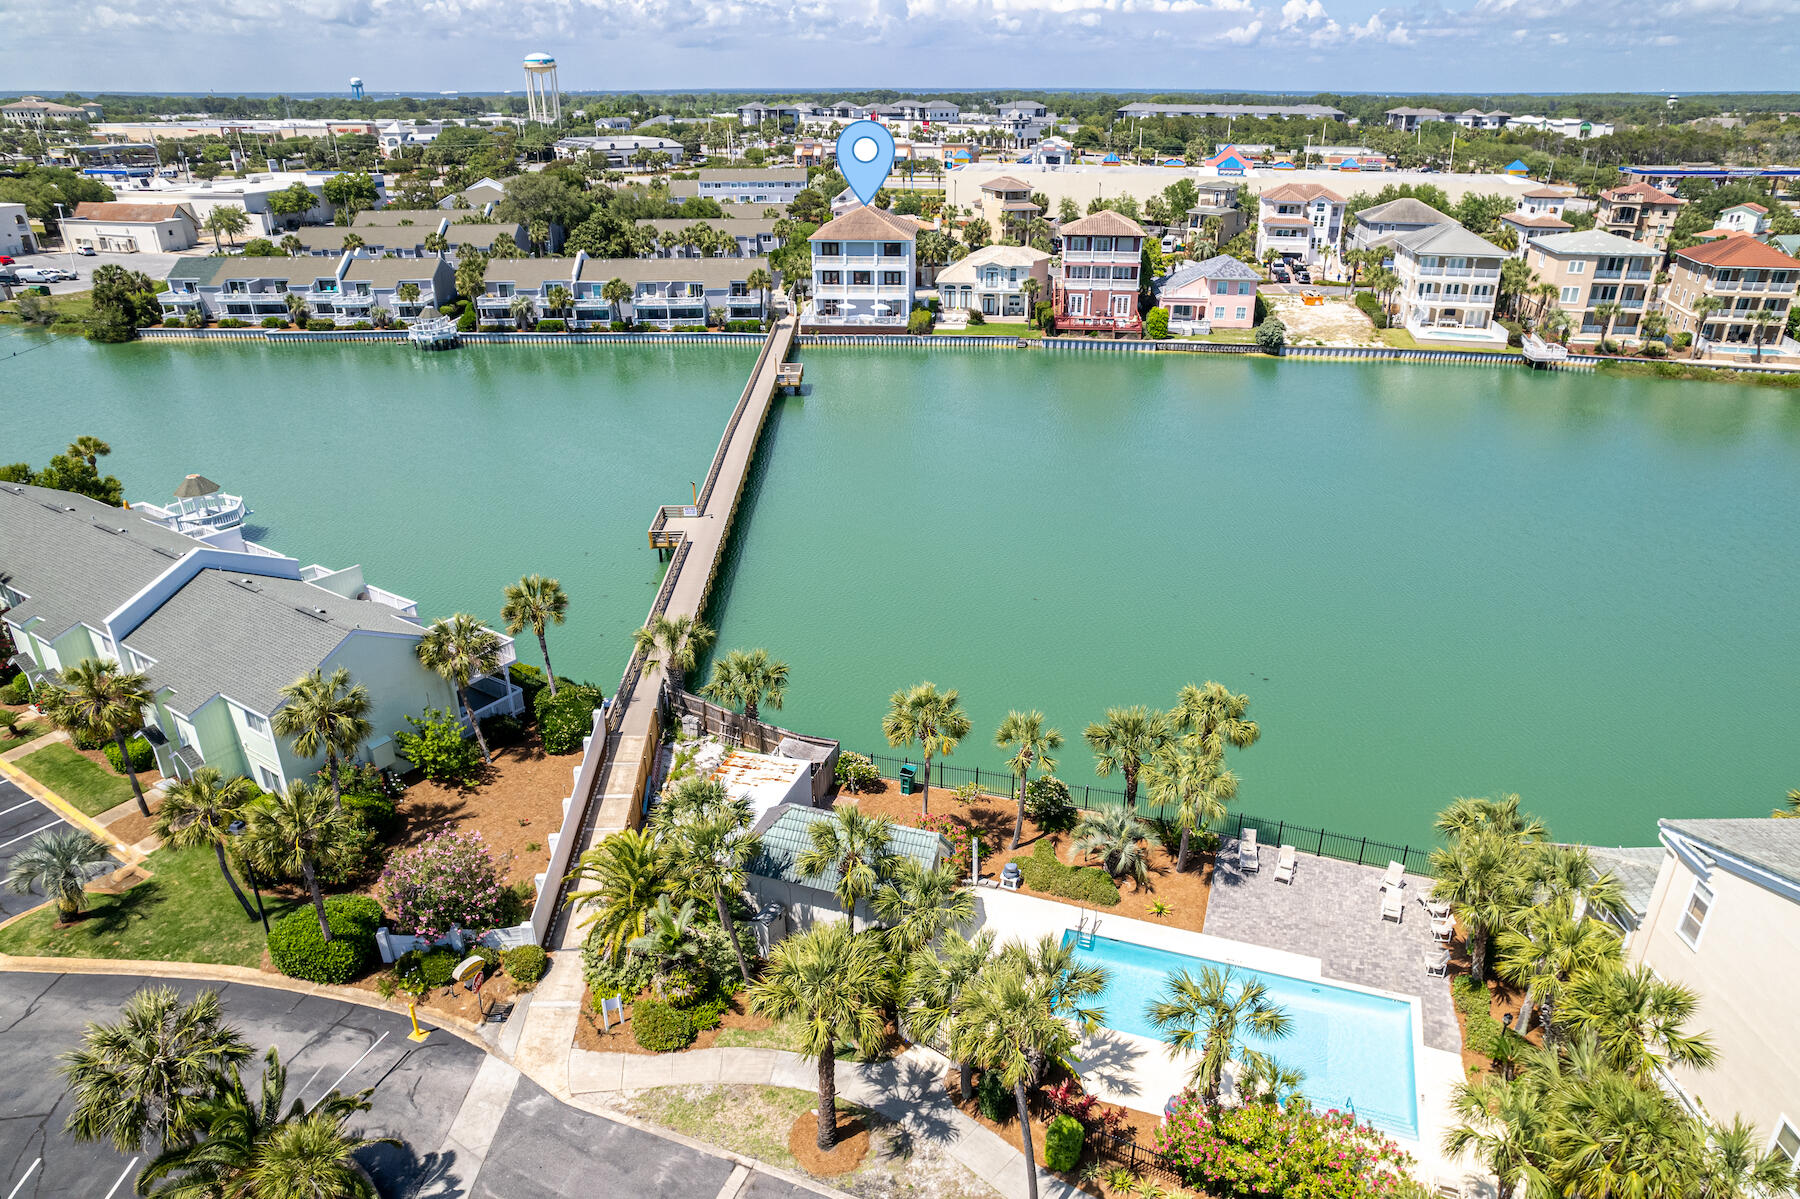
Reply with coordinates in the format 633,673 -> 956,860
682,993 -> 730,1032
610,320 -> 629,332
1025,775 -> 1078,833
967,308 -> 987,326
1451,975 -> 1504,1059
395,946 -> 459,990
1016,839 -> 1120,906
1144,306 -> 1169,340
71,727 -> 106,751
536,318 -> 566,332
1159,1092 -> 1414,1198
481,713 -> 524,746
834,751 -> 882,793
1043,1113 -> 1084,1173
266,896 -> 381,984
102,734 -> 154,775
1673,331 -> 1693,350
350,320 -> 373,331
975,1070 -> 1015,1122
260,315 -> 287,328
1640,341 -> 1668,358
509,662 -> 550,708
1253,294 -> 1270,324
503,944 -> 549,987
342,790 -> 398,837
305,318 -> 336,331
0,674 -> 31,705
1499,318 -> 1524,348
394,707 -> 484,784
1353,290 -> 1388,329
1254,317 -> 1286,353
456,308 -> 477,332
632,999 -> 696,1052
439,303 -> 459,317
907,308 -> 933,335
217,317 -> 247,328
535,684 -> 603,755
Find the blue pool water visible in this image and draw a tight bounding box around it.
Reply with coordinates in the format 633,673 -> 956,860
1063,932 -> 1419,1138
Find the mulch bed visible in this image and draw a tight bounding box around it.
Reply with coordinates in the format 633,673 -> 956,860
573,988 -> 777,1055
1446,948 -> 1542,1078
788,1109 -> 871,1176
843,781 -> 1214,933
387,730 -> 569,887
944,1069 -> 1169,1199
348,967 -> 524,1024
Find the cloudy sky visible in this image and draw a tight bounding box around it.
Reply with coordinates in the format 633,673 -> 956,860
16,0 -> 1800,95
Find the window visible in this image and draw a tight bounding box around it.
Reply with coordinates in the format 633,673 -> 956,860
1235,307 -> 1248,320
256,764 -> 281,792
1560,286 -> 1580,304
243,708 -> 269,737
851,271 -> 871,286
1213,306 -> 1225,319
1568,260 -> 1586,274
881,271 -> 905,287
821,271 -> 841,285
818,241 -> 840,256
882,242 -> 903,257
1676,879 -> 1713,948
1094,237 -> 1113,252
1110,294 -> 1133,316
1772,1120 -> 1798,1171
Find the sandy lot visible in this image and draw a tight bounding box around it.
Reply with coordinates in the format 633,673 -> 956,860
1266,294 -> 1384,346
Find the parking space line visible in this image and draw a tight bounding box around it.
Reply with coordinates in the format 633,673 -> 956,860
0,799 -> 38,818
101,1157 -> 139,1198
5,1158 -> 40,1199
308,1031 -> 388,1112
0,820 -> 60,850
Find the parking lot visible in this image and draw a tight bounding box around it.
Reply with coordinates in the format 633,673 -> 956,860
0,777 -> 115,919
4,247 -> 186,294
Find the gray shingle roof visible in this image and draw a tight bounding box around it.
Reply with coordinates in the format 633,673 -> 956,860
165,257 -> 229,284
749,804 -> 950,893
578,257 -> 775,288
1583,845 -> 1667,919
1530,230 -> 1658,257
1356,198 -> 1453,227
0,483 -> 202,642
1163,254 -> 1259,289
638,219 -> 780,237
353,209 -> 447,228
1390,222 -> 1507,258
1662,818 -> 1800,889
124,569 -> 422,718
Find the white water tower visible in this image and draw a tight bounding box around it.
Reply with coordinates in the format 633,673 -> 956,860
350,76 -> 364,100
522,53 -> 560,125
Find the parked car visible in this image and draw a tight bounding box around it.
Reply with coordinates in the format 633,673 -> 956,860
76,246 -> 95,256
0,255 -> 13,265
13,267 -> 61,283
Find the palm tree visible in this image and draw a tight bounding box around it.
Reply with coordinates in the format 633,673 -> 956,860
994,710 -> 1062,850
1560,964 -> 1717,1079
1691,294 -> 1723,345
1145,965 -> 1292,1106
881,681 -> 972,817
1435,793 -> 1547,843
871,859 -> 973,955
632,614 -> 714,699
528,218 -> 550,255
1430,831 -> 1531,982
48,657 -> 156,817
284,291 -> 310,325
59,986 -> 252,1153
567,828 -> 667,962
627,896 -> 705,995
947,959 -> 1082,1199
416,613 -> 504,763
700,648 -> 789,741
1694,1116 -> 1800,1199
1072,807 -> 1153,889
508,293 -> 536,330
1546,1067 -> 1705,1199
745,267 -> 773,321
272,667 -> 372,806
1592,299 -> 1624,349
501,575 -> 569,696
602,276 -> 633,324
1083,706 -> 1170,809
748,921 -> 892,1151
1494,907 -> 1623,1037
1541,307 -> 1574,345
1143,741 -> 1236,873
543,284 -> 572,321
997,934 -> 1110,1039
666,810 -> 761,981
1748,305 -> 1783,363
5,828 -> 110,924
902,929 -> 995,1099
154,767 -> 258,920
1500,258 -> 1537,318
1020,276 -> 1041,326
1443,1070 -> 1552,1198
422,231 -> 448,259
279,234 -> 303,258
136,1045 -> 394,1199
795,804 -> 899,932
69,434 -> 111,468
243,780 -> 357,941
1774,788 -> 1800,819
339,231 -> 365,255
1531,280 -> 1559,320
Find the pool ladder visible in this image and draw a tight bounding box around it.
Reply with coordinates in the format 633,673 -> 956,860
1075,930 -> 1096,950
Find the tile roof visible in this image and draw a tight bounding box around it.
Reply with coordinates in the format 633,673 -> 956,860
935,244 -> 1049,285
1530,229 -> 1656,256
748,803 -> 951,892
0,483 -> 201,642
1260,182 -> 1345,204
1662,817 -> 1800,890
1355,197 -> 1453,226
1601,182 -> 1682,206
125,569 -> 423,718
810,206 -> 924,241
1675,233 -> 1800,270
69,201 -> 193,224
1726,202 -> 1768,214
1503,213 -> 1574,229
1520,187 -> 1568,199
1060,210 -> 1146,237
980,175 -> 1031,192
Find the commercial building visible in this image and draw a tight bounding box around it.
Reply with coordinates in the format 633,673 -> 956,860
61,201 -> 200,253
1116,102 -> 1347,121
2,95 -> 102,126
1388,222 -> 1508,346
1663,234 -> 1799,358
1255,182 -> 1345,268
805,206 -> 922,329
0,202 -> 37,257
1,482 -> 522,790
552,135 -> 685,168
1052,209 -> 1145,335
1628,817 -> 1800,1161
1155,254 -> 1260,335
935,244 -> 1050,320
1523,230 -> 1658,344
1597,182 -> 1686,250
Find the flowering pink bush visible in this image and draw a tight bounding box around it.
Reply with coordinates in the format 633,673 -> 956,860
377,830 -> 509,941
1154,1092 -> 1417,1199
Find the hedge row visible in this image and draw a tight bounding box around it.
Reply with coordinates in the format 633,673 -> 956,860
1354,291 -> 1388,329
267,895 -> 384,985
1451,974 -> 1505,1058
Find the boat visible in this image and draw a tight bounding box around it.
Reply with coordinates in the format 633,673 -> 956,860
130,474 -> 249,534
1521,333 -> 1570,368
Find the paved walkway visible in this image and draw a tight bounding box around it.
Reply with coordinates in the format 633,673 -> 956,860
571,1044 -> 1081,1199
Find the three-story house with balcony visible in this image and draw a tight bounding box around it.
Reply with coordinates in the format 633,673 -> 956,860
805,206 -> 922,330
1596,182 -> 1685,250
1523,230 -> 1658,345
1052,210 -> 1145,335
935,245 -> 1050,320
1255,183 -> 1345,268
1664,234 -> 1800,361
1388,222 -> 1508,346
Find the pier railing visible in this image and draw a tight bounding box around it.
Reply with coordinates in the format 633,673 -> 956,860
854,751 -> 1437,877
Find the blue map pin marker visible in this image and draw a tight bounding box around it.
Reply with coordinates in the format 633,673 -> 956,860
835,120 -> 895,207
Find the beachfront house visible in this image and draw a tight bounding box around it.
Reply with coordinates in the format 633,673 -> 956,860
1596,182 -> 1686,250
1052,210 -> 1145,335
1349,197 -> 1453,253
935,244 -> 1050,320
1499,192 -> 1574,259
1388,222 -> 1508,346
1523,230 -> 1658,345
1255,183 -> 1345,269
1156,254 -> 1260,335
1662,234 -> 1800,361
476,254 -> 774,330
1626,817 -> 1800,1163
158,254 -> 455,325
0,482 -> 522,790
1714,203 -> 1771,239
804,206 -> 922,330
745,804 -> 952,938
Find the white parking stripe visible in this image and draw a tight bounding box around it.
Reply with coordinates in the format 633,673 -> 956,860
0,799 -> 39,818
5,1158 -> 40,1199
0,820 -> 60,850
101,1157 -> 139,1198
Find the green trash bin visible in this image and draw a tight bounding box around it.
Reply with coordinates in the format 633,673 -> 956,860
898,763 -> 917,795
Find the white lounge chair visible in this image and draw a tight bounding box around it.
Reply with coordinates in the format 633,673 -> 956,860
1377,860 -> 1405,891
1381,887 -> 1404,922
1239,828 -> 1260,872
1430,915 -> 1456,943
1274,844 -> 1297,884
1427,947 -> 1451,977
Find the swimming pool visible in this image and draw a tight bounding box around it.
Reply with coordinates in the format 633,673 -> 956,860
1062,932 -> 1419,1139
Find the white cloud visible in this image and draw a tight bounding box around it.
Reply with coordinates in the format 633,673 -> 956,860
1219,17 -> 1263,41
1280,0 -> 1328,25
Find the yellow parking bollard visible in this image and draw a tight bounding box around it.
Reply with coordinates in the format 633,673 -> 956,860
405,1000 -> 431,1043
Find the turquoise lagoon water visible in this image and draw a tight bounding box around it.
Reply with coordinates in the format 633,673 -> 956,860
1064,931 -> 1419,1138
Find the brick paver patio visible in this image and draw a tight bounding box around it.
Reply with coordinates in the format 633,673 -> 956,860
1205,840 -> 1460,1052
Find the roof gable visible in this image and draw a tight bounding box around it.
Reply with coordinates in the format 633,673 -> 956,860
1675,233 -> 1800,270
1060,210 -> 1145,237
810,206 -> 923,241
1661,817 -> 1800,895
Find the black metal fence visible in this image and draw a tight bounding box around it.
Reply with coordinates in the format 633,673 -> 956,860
853,750 -> 1437,878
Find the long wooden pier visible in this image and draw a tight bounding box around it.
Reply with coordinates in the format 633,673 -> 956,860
539,315 -> 798,950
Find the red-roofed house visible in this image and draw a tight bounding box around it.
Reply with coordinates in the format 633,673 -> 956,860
63,201 -> 200,252
1596,182 -> 1685,250
1052,210 -> 1144,334
1255,183 -> 1345,268
1665,234 -> 1799,360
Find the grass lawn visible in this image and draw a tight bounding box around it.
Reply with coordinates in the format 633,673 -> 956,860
624,1084 -> 814,1170
0,844 -> 304,966
713,1013 -> 811,1053
15,742 -> 137,816
936,323 -> 1043,339
1378,328 -> 1516,354
0,289 -> 95,328
0,720 -> 47,753
1180,328 -> 1259,344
